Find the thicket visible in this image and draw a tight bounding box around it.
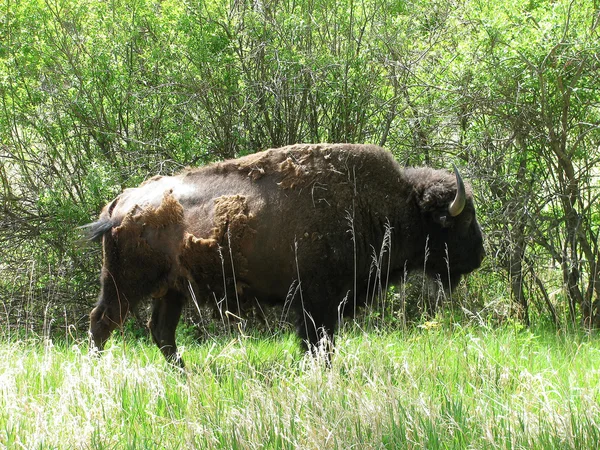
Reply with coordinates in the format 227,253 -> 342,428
1,0 -> 599,336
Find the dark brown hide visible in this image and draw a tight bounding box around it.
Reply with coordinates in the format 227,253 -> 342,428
85,144 -> 484,366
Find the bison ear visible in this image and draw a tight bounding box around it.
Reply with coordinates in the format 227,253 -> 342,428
417,185 -> 455,229
418,186 -> 455,228
432,211 -> 454,228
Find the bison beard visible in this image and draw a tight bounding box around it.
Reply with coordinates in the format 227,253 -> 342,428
83,143 -> 485,367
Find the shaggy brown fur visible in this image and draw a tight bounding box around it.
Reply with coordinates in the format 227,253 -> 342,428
84,144 -> 485,366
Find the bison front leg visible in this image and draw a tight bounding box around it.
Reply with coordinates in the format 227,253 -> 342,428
296,284 -> 339,363
149,289 -> 185,368
298,310 -> 336,356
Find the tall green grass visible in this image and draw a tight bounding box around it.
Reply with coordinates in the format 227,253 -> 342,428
1,326 -> 599,449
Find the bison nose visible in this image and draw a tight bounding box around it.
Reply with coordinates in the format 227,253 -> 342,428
478,246 -> 486,265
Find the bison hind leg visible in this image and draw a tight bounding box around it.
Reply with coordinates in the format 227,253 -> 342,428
90,282 -> 135,353
149,289 -> 186,368
89,303 -> 119,352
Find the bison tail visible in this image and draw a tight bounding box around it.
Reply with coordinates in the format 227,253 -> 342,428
78,217 -> 118,243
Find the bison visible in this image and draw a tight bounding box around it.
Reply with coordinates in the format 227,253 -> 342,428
83,143 -> 484,366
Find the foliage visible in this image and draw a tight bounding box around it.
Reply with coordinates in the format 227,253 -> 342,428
0,0 -> 599,334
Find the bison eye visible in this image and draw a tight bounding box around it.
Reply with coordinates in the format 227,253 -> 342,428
461,214 -> 473,228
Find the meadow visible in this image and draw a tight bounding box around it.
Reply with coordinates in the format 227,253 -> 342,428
1,324 -> 599,449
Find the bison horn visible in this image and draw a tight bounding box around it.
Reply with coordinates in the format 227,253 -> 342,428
448,164 -> 466,217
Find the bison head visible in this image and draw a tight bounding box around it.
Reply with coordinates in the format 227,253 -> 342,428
410,165 -> 485,291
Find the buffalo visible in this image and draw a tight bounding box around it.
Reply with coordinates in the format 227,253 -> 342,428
83,143 -> 484,366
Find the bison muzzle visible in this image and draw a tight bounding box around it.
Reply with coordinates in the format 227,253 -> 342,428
83,143 -> 484,366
